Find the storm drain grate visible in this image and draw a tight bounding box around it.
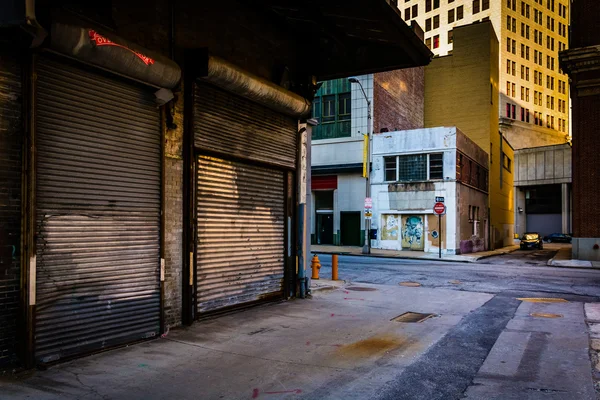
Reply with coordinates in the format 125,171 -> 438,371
345,287 -> 377,292
391,312 -> 437,323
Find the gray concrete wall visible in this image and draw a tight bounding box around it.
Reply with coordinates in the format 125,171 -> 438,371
514,144 -> 572,186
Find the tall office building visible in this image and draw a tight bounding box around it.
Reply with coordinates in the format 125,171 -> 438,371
400,0 -> 570,150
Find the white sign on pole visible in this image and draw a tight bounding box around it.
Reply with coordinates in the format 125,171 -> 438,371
364,197 -> 373,209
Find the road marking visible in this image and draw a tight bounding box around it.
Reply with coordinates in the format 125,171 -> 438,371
399,281 -> 422,287
517,298 -> 568,303
530,312 -> 563,318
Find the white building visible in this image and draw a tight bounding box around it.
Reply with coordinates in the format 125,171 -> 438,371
371,127 -> 489,254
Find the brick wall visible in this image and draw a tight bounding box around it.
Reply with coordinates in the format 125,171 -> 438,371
572,92 -> 600,238
163,80 -> 184,328
0,53 -> 22,367
373,67 -> 424,133
571,0 -> 600,48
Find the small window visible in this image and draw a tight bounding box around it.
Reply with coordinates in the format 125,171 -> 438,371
482,0 -> 489,10
429,153 -> 444,179
412,4 -> 418,17
426,18 -> 432,31
433,35 -> 440,49
322,95 -> 335,123
338,93 -> 351,121
405,7 -> 411,19
384,156 -> 397,181
473,0 -> 480,14
448,9 -> 455,23
457,5 -> 464,19
426,0 -> 432,12
448,30 -> 454,44
433,15 -> 440,29
502,153 -> 512,172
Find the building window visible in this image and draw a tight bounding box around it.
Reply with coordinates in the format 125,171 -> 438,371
448,8 -> 455,23
457,5 -> 464,19
384,156 -> 397,181
384,154 -> 444,182
426,18 -> 432,31
412,4 -> 418,17
433,15 -> 440,29
473,0 -> 480,14
338,93 -> 351,121
502,153 -> 512,172
434,0 -> 440,9
433,35 -> 440,49
322,95 -> 336,123
426,0 -> 432,12
426,37 -> 432,49
429,153 -> 444,179
482,0 -> 489,10
448,30 -> 454,44
405,7 -> 411,19
457,152 -> 488,192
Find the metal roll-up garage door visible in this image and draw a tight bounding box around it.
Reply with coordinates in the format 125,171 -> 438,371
193,82 -> 297,169
196,155 -> 285,313
193,82 -> 295,314
0,52 -> 22,367
35,57 -> 161,363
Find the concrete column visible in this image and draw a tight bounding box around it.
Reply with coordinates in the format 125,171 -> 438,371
562,183 -> 569,234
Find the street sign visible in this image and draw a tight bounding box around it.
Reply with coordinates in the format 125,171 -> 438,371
364,197 -> 373,209
364,209 -> 372,220
435,196 -> 445,203
433,202 -> 446,215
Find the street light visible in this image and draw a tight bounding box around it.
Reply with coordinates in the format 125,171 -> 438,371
348,77 -> 372,255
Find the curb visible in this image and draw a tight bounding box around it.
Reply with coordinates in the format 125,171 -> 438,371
311,247 -> 519,264
546,259 -> 600,270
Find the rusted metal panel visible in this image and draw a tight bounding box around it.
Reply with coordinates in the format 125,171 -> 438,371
0,52 -> 22,367
193,82 -> 297,170
34,57 -> 161,363
196,155 -> 285,313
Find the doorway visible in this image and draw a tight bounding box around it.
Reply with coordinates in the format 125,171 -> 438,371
340,211 -> 361,246
317,213 -> 334,244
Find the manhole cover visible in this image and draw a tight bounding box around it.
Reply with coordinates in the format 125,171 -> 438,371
399,281 -> 421,287
517,297 -> 568,303
391,312 -> 437,323
530,312 -> 563,318
345,287 -> 377,292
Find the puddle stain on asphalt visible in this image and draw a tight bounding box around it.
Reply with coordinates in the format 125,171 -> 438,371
334,333 -> 420,359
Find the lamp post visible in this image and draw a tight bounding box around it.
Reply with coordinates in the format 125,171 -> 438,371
348,77 -> 371,255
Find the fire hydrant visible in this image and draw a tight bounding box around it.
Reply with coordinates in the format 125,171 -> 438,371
311,255 -> 321,280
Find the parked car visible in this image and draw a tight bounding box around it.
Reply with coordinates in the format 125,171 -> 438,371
520,232 -> 543,250
543,233 -> 572,243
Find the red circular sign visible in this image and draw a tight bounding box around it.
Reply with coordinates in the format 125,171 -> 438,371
433,202 -> 446,215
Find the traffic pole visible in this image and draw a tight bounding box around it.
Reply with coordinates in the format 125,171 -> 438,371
439,214 -> 442,259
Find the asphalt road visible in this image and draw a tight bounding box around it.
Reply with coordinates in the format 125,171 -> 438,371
314,247 -> 600,301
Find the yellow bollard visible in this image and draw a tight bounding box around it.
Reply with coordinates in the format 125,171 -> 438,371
311,255 -> 321,280
332,254 -> 338,280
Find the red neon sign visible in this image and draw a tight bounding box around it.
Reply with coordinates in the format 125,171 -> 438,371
88,30 -> 155,66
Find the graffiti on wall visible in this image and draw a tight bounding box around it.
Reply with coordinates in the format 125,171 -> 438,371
381,214 -> 399,240
401,216 -> 424,250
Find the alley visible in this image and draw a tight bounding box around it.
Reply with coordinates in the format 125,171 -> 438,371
2,255 -> 600,399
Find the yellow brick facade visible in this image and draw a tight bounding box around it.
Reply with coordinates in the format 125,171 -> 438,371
425,22 -> 514,248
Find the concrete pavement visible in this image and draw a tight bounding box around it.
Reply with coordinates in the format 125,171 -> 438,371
311,244 -> 519,263
1,283 -> 493,400
548,245 -> 600,269
1,277 -> 599,399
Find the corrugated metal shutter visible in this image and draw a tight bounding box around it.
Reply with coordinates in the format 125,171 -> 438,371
35,57 -> 161,363
196,155 -> 285,313
193,82 -> 297,169
0,52 -> 22,367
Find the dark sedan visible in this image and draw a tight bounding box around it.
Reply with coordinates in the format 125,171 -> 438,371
520,232 -> 543,250
543,233 -> 572,243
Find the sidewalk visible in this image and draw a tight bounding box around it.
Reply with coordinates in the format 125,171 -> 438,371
548,245 -> 600,269
311,244 -> 519,263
